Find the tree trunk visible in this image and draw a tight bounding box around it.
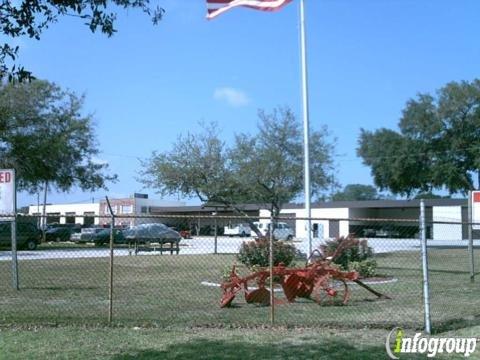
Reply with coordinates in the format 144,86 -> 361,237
223,202 -> 263,238
42,181 -> 48,243
199,197 -> 271,238
37,192 -> 40,229
268,205 -> 280,240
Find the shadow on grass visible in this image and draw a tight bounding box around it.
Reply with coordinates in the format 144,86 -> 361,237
378,265 -> 471,275
22,286 -> 99,290
433,315 -> 480,334
111,338 -> 426,360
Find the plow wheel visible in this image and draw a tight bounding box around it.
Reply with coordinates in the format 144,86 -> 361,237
312,278 -> 349,306
282,274 -> 312,302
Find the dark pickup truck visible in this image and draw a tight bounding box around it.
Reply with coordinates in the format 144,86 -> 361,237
0,222 -> 41,250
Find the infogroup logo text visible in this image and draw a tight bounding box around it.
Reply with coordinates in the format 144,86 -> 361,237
385,327 -> 477,358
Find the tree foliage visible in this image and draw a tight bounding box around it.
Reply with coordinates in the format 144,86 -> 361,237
0,0 -> 164,80
358,79 -> 480,197
141,107 -> 336,219
237,239 -> 297,268
0,80 -> 117,193
332,184 -> 380,201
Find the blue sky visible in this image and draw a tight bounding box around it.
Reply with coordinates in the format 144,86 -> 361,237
11,0 -> 480,206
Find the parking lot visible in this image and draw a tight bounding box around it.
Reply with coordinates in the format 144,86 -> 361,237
1,236 -> 480,262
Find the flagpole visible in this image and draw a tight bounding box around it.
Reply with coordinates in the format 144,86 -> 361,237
300,0 -> 312,256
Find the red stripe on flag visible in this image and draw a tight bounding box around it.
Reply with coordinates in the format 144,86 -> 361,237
473,192 -> 480,202
206,0 -> 292,19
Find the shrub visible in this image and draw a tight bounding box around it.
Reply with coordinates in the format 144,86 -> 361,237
349,259 -> 377,278
237,239 -> 297,268
319,236 -> 375,276
222,265 -> 235,282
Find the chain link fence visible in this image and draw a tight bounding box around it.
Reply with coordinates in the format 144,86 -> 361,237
0,212 -> 478,332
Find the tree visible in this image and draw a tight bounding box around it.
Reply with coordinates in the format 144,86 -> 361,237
358,79 -> 480,197
0,0 -> 164,81
0,80 -> 117,195
413,193 -> 449,200
332,184 -> 379,201
140,107 -> 336,233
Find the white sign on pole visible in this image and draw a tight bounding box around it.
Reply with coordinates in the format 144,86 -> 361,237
472,191 -> 480,230
0,169 -> 15,217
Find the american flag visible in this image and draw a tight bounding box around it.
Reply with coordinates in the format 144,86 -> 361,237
207,0 -> 293,20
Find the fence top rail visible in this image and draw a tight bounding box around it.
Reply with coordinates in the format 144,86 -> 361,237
6,214 -> 480,225
0,213 -> 427,223
8,213 -> 480,224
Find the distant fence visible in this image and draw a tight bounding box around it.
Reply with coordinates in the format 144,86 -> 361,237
0,210 -> 478,333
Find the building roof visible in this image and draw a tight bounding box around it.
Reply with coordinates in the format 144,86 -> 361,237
149,198 -> 467,214
149,203 -> 263,214
285,198 -> 467,209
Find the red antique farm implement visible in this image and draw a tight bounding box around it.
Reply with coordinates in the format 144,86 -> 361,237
220,236 -> 390,307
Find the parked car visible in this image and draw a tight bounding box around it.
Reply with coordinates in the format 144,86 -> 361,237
224,223 -> 251,237
45,226 -> 78,242
361,227 -> 400,238
252,221 -> 294,240
362,228 -> 377,237
71,227 -> 104,243
123,223 -> 181,244
178,230 -> 191,239
169,227 -> 192,239
374,228 -> 400,238
70,232 -> 82,242
0,221 -> 41,250
92,229 -> 126,246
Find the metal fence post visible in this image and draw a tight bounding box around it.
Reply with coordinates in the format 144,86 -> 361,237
468,191 -> 475,282
213,211 -> 218,255
269,214 -> 275,325
420,199 -> 431,334
105,196 -> 115,325
11,169 -> 18,290
11,214 -> 19,290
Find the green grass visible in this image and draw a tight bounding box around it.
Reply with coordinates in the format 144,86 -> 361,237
0,247 -> 479,332
2,325 -> 480,359
2,325 -> 475,360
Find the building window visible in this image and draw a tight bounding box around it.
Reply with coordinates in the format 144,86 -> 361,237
121,205 -> 133,214
141,206 -> 148,214
103,205 -> 115,215
47,213 -> 61,225
84,212 -> 95,227
65,212 -> 76,224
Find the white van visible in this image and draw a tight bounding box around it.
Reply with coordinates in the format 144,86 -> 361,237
251,222 -> 294,240
224,223 -> 251,237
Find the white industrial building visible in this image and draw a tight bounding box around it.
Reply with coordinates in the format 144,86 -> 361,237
148,198 -> 468,241
259,199 -> 467,240
29,202 -> 100,226
28,193 -> 185,227
28,196 -> 469,240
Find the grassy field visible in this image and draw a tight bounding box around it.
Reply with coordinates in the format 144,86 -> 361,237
0,326 -> 411,360
0,246 -> 479,332
1,325 -> 479,359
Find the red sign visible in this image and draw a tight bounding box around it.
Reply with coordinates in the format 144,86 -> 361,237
0,171 -> 12,183
472,191 -> 480,230
0,169 -> 15,215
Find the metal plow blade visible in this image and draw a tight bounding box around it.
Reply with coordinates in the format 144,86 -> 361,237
220,290 -> 237,308
245,288 -> 271,305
